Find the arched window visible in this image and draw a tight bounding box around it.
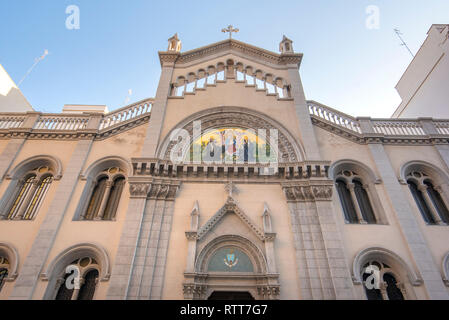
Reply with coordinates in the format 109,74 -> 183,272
406,171 -> 449,225
2,166 -> 54,220
54,257 -> 100,300
334,170 -> 377,224
0,256 -> 9,292
362,261 -> 405,300
82,167 -> 125,221
335,179 -> 358,223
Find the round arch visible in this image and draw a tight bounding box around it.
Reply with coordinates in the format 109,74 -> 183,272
42,243 -> 110,283
81,156 -> 132,180
0,242 -> 19,281
195,234 -> 267,274
156,106 -> 305,163
352,247 -> 422,286
329,159 -> 381,183
6,155 -> 63,180
399,160 -> 449,186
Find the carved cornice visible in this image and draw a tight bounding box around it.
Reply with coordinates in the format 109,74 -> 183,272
282,182 -> 333,202
128,179 -> 181,200
158,51 -> 181,66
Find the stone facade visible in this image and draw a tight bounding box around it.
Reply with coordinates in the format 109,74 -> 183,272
0,34 -> 448,300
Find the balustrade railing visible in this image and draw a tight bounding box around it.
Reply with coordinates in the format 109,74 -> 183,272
33,115 -> 89,130
99,98 -> 153,131
308,101 -> 362,134
434,121 -> 449,135
371,120 -> 426,136
0,115 -> 26,129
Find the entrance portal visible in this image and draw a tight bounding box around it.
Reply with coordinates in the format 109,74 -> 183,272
208,291 -> 255,300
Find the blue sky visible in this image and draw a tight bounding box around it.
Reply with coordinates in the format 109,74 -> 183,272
1,0 -> 448,117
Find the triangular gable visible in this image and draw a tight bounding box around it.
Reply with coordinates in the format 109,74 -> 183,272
159,38 -> 302,68
196,196 -> 265,241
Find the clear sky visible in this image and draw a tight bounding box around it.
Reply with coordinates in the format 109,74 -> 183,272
1,0 -> 448,117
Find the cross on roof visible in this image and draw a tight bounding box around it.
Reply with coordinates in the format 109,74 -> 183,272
222,25 -> 239,39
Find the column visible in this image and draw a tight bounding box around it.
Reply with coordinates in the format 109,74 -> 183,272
94,180 -> 113,220
13,177 -> 40,220
418,184 -> 444,225
435,184 -> 449,215
347,183 -> 366,224
367,143 -> 449,299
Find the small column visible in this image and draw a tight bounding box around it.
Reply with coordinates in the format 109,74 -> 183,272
435,184 -> 449,216
418,184 -> 444,225
14,178 -> 40,220
363,183 -> 382,223
71,278 -> 85,300
379,282 -> 388,300
94,180 -> 113,220
347,183 -> 367,224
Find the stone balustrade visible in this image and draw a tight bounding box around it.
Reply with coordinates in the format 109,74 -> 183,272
307,100 -> 449,138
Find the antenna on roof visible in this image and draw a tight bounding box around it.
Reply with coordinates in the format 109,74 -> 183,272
394,28 -> 414,58
17,49 -> 49,87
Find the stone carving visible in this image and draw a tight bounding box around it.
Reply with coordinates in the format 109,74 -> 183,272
283,185 -> 333,202
129,183 -> 150,197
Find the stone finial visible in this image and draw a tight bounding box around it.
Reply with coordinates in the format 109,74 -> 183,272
190,201 -> 199,231
279,35 -> 293,54
262,202 -> 273,233
167,33 -> 182,52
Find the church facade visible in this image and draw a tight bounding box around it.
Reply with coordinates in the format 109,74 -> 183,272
0,34 -> 449,300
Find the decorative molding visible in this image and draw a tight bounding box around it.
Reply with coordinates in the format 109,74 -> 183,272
129,180 -> 181,200
282,182 -> 333,202
196,196 -> 265,241
41,243 -> 111,282
170,39 -> 302,68
352,247 -> 423,286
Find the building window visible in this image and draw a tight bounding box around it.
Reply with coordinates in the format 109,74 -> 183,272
2,166 -> 53,220
82,167 -> 125,221
54,257 -> 100,300
362,261 -> 405,300
0,256 -> 9,292
335,170 -> 377,224
406,171 -> 449,225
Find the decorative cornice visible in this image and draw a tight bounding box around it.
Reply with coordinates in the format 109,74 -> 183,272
164,39 -> 302,68
128,179 -> 181,200
282,182 -> 334,202
311,116 -> 449,146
